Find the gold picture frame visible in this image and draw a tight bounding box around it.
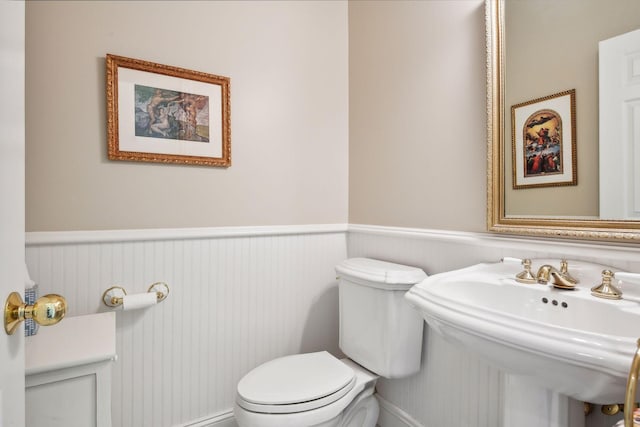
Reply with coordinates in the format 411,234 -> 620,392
106,54 -> 231,167
511,89 -> 576,189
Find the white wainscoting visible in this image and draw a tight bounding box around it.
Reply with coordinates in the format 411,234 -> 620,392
348,224 -> 640,427
25,224 -> 640,427
25,225 -> 347,427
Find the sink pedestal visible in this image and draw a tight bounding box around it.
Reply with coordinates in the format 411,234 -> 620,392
503,374 -> 585,427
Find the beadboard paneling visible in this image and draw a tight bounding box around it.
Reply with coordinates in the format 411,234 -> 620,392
25,226 -> 347,427
26,224 -> 640,427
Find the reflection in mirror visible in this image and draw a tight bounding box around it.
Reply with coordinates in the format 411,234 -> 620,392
486,0 -> 640,241
599,28 -> 640,220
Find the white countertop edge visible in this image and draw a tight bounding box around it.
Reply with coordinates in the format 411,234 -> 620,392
26,353 -> 117,376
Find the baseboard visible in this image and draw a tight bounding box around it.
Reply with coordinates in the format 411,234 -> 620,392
180,399 -> 419,427
376,395 -> 425,427
179,409 -> 237,427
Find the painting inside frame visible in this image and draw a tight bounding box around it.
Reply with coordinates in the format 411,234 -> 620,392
511,89 -> 576,189
134,85 -> 210,143
107,54 -> 231,167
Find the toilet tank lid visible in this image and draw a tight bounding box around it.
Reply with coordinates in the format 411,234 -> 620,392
336,258 -> 427,288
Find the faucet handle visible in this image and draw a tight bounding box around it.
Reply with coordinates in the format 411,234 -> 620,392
515,259 -> 537,284
559,259 -> 579,284
591,270 -> 622,300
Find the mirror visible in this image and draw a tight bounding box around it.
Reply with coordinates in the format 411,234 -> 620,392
487,0 -> 640,242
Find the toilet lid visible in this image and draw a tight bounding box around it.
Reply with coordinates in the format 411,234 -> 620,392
237,351 -> 355,413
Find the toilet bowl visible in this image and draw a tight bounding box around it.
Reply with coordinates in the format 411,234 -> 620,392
234,258 -> 427,427
234,353 -> 378,427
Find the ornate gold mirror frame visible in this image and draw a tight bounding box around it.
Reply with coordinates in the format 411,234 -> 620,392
486,0 -> 640,243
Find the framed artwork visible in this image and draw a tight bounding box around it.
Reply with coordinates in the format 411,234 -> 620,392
511,89 -> 576,189
106,54 -> 231,167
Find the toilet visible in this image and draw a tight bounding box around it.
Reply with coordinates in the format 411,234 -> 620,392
234,258 -> 427,427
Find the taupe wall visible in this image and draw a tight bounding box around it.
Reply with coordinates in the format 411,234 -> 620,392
348,0 -> 487,232
26,1 -> 349,231
27,1 -> 490,233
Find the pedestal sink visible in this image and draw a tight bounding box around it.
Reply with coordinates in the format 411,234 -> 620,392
405,259 -> 640,416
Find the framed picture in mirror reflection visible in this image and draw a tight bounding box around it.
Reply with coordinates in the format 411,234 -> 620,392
511,89 -> 577,189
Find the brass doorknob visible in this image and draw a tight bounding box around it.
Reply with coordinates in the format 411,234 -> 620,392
4,292 -> 67,335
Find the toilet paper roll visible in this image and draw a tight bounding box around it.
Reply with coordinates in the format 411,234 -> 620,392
121,292 -> 157,311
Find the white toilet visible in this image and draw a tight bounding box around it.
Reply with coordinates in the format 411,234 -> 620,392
234,258 -> 427,427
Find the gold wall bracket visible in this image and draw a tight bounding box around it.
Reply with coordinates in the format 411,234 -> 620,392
4,292 -> 67,335
148,282 -> 169,302
102,286 -> 127,307
602,403 -> 623,416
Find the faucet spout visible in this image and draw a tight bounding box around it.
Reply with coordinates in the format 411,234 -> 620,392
536,265 -> 555,284
536,264 -> 577,289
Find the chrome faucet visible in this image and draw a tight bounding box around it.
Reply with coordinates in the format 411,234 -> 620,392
536,260 -> 578,289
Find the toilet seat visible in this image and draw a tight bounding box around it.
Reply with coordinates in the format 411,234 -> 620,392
236,351 -> 356,414
234,357 -> 378,427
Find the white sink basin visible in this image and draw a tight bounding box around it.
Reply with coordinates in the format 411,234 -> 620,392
405,259 -> 640,404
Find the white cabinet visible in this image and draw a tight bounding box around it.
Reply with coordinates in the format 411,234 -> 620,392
25,312 -> 116,427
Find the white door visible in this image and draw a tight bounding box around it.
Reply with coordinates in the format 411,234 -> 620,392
599,28 -> 640,220
0,0 -> 26,425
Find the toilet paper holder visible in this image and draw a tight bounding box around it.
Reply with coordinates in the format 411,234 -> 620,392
102,282 -> 170,308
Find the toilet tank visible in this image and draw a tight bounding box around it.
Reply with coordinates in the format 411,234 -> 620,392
336,258 -> 427,379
